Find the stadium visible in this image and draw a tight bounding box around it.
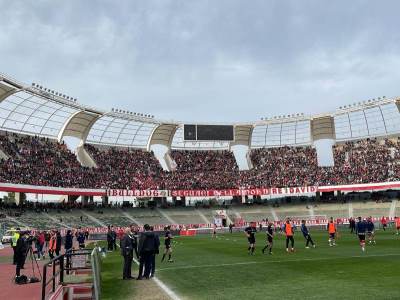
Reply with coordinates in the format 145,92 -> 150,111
1,2 -> 400,300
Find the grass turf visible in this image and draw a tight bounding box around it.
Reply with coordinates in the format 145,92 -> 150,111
101,230 -> 400,300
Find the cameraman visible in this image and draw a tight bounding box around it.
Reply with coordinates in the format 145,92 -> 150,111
15,231 -> 29,279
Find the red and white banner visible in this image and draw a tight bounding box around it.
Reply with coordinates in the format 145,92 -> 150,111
107,189 -> 169,197
170,186 -> 318,197
106,186 -> 318,198
1,181 -> 400,197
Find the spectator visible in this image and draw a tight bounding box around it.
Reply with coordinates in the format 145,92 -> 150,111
64,230 -> 73,254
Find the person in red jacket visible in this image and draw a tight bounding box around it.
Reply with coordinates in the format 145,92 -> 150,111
380,216 -> 387,231
37,231 -> 45,260
395,217 -> 400,235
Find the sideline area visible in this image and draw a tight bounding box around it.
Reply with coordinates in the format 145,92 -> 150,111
0,246 -> 44,300
100,241 -> 173,300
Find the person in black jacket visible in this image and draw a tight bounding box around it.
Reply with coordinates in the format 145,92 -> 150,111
137,224 -> 158,280
150,226 -> 160,278
107,227 -> 113,251
111,226 -> 117,251
129,225 -> 139,259
121,228 -> 134,280
15,231 -> 29,278
55,231 -> 62,256
64,230 -> 73,255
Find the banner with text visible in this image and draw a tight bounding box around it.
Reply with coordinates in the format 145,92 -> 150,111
107,186 -> 318,198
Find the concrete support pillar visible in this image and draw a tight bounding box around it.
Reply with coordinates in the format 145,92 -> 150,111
164,151 -> 175,171
82,196 -> 89,206
15,192 -> 26,206
76,143 -> 97,168
102,196 -> 108,206
336,190 -> 342,201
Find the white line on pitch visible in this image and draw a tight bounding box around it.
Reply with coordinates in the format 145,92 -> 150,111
132,257 -> 181,300
156,253 -> 400,272
115,243 -> 181,300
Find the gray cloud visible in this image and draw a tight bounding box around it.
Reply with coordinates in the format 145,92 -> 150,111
0,0 -> 399,122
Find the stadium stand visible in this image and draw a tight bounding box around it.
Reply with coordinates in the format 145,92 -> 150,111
0,132 -> 95,188
2,133 -> 400,190
241,146 -> 319,188
84,144 -> 163,189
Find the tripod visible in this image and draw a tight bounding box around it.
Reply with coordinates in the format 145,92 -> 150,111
25,244 -> 42,282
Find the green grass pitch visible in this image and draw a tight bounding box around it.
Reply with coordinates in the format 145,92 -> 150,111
101,229 -> 400,300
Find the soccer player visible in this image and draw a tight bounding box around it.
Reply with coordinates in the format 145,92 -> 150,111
284,218 -> 295,252
245,223 -> 257,255
301,220 -> 316,249
161,226 -> 173,263
356,217 -> 367,252
212,224 -> 217,238
262,221 -> 274,255
327,217 -> 337,247
395,216 -> 400,235
366,217 -> 376,244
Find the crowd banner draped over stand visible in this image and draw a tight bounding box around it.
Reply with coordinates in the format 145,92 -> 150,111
107,186 -> 318,198
1,181 -> 400,197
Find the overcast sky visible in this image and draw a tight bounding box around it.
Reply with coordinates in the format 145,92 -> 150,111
0,0 -> 400,123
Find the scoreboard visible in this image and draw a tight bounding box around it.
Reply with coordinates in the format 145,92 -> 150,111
184,124 -> 234,141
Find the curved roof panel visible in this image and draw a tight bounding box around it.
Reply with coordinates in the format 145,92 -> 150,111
251,120 -> 311,148
86,115 -> 158,148
334,102 -> 400,140
0,90 -> 79,137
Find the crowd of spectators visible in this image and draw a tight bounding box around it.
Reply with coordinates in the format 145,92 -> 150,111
84,144 -> 163,189
0,133 -> 96,188
316,138 -> 400,185
240,146 -> 319,188
1,132 -> 400,190
163,150 -> 239,189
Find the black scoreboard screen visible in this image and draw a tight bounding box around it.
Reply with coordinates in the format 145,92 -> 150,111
184,124 -> 234,141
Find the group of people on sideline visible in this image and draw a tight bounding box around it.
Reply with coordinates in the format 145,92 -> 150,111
10,227 -> 88,280
119,224 -> 173,280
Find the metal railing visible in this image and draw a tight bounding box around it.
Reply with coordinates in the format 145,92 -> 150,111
41,248 -> 94,300
91,247 -> 102,300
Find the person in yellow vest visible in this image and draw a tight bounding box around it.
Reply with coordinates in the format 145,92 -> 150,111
327,218 -> 337,247
11,228 -> 20,265
284,218 -> 295,252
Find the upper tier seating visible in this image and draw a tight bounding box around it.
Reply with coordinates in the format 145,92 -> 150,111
1,132 -> 400,189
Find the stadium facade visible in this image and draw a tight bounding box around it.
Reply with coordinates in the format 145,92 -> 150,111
1,72 -> 400,199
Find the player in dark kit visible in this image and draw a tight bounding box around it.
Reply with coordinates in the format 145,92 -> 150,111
356,217 -> 367,252
366,217 -> 376,245
161,226 -> 174,263
262,221 -> 274,255
301,220 -> 316,249
245,224 -> 257,255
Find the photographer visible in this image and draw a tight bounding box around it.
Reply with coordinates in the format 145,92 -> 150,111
15,231 -> 29,279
